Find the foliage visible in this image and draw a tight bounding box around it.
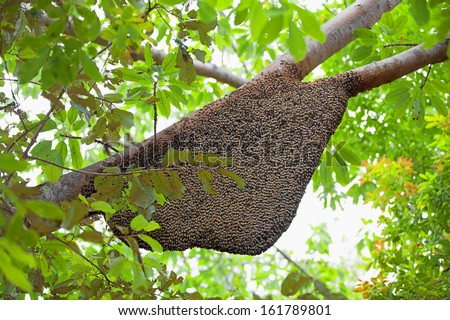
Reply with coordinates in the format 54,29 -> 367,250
0,0 -> 449,300
354,114 -> 449,299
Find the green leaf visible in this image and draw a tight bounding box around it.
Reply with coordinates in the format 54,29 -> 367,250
144,43 -> 155,67
112,108 -> 134,129
25,199 -> 65,220
0,153 -> 28,173
0,239 -> 36,268
339,145 -> 362,166
80,51 -> 102,82
162,52 -> 178,74
103,93 -> 124,103
250,1 -> 266,41
198,169 -> 216,194
91,201 -> 115,214
79,230 -> 103,243
73,8 -> 101,42
334,162 -> 350,186
281,272 -> 311,296
67,107 -> 78,124
150,170 -> 184,200
429,95 -> 448,116
138,234 -> 163,252
85,116 -> 107,145
163,148 -> 178,166
130,175 -> 155,209
0,249 -> 33,292
156,90 -> 171,118
354,28 -> 378,45
395,93 -> 415,118
385,87 -> 410,104
217,168 -> 245,189
131,214 -> 149,231
68,138 -> 83,169
198,0 -> 217,24
158,0 -> 185,4
177,48 -> 196,84
234,8 -> 249,25
288,21 -> 306,61
297,8 -> 326,43
42,164 -> 62,183
192,49 -> 206,63
351,45 -> 373,62
409,0 -> 430,26
17,45 -> 50,84
260,15 -> 285,45
30,140 -> 52,158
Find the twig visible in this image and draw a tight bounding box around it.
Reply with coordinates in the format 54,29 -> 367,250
153,79 -> 158,155
275,247 -> 348,300
420,64 -> 432,90
27,155 -> 162,176
50,235 -> 112,287
59,134 -> 120,153
383,43 -> 419,48
275,246 -> 311,277
5,118 -> 44,153
0,78 -> 41,86
21,105 -> 55,159
156,8 -> 174,32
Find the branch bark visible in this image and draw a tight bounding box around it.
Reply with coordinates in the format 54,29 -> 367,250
352,40 -> 449,93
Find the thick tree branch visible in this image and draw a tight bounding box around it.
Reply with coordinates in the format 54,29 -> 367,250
262,0 -> 403,80
148,50 -> 247,88
352,40 -> 449,92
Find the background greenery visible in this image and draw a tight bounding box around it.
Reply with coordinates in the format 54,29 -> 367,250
0,0 -> 449,299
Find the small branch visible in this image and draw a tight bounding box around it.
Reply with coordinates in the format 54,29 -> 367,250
275,247 -> 348,300
27,155 -> 162,176
50,235 -> 112,287
420,64 -> 432,90
152,79 -> 158,154
155,8 -> 174,32
21,106 -> 55,159
147,49 -> 247,88
383,43 -> 419,48
59,134 -> 120,153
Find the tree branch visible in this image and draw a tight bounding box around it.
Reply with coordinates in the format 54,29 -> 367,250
352,40 -> 449,93
134,49 -> 248,88
262,0 -> 403,80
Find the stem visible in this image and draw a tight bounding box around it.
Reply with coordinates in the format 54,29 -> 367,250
59,134 -> 120,153
275,247 -> 348,300
21,106 -> 55,159
383,43 -> 418,48
27,155 -> 166,176
50,235 -> 112,287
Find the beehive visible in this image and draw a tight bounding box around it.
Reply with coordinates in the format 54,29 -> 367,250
99,70 -> 364,255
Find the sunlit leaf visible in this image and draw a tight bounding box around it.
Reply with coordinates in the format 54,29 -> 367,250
138,234 -> 163,252
281,272 -> 311,296
25,199 -> 65,220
